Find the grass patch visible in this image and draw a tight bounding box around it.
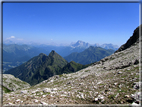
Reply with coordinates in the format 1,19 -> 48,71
85,70 -> 90,72
3,86 -> 12,93
108,94 -> 115,100
99,83 -> 104,86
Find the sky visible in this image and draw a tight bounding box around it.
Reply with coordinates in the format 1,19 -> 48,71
3,2 -> 139,46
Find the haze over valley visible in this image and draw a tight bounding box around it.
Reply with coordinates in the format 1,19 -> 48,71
3,40 -> 117,72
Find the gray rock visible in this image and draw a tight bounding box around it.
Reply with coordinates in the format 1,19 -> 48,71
117,71 -> 122,74
115,25 -> 140,53
40,101 -> 48,105
3,74 -> 31,92
131,102 -> 140,106
134,59 -> 139,65
51,88 -> 58,91
133,82 -> 141,90
43,88 -> 51,93
114,83 -> 118,85
94,97 -> 98,101
34,99 -> 38,103
21,90 -> 28,94
16,99 -> 20,102
42,95 -> 46,97
131,92 -> 141,103
98,95 -> 104,100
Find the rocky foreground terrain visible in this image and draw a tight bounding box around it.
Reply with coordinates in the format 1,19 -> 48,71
2,74 -> 30,92
3,37 -> 141,106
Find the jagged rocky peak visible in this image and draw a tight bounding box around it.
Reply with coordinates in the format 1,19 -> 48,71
115,25 -> 141,53
51,50 -> 55,53
70,61 -> 76,63
71,40 -> 90,48
49,50 -> 56,56
34,53 -> 48,63
39,53 -> 47,57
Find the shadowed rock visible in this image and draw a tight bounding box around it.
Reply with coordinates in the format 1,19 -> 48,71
115,25 -> 141,53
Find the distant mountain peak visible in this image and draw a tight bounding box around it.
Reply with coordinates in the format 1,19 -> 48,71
70,61 -> 76,64
51,50 -> 55,54
77,40 -> 84,43
49,50 -> 58,57
5,50 -> 68,86
75,40 -> 85,45
70,40 -> 118,51
88,46 -> 95,48
51,50 -> 55,52
71,40 -> 90,48
39,53 -> 47,56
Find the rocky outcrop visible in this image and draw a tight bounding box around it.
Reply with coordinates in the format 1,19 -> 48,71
115,25 -> 141,53
2,74 -> 30,92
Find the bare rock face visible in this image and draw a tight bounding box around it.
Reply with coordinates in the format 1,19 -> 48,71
2,74 -> 31,92
133,82 -> 141,90
115,25 -> 141,53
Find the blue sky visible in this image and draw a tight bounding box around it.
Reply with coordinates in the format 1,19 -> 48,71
3,2 -> 139,46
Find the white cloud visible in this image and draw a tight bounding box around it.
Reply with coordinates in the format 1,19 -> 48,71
11,36 -> 15,38
6,36 -> 15,39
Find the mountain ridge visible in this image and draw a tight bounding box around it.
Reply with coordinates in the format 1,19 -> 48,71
4,50 -> 68,85
3,42 -> 117,72
4,50 -> 88,86
64,46 -> 115,65
115,25 -> 141,53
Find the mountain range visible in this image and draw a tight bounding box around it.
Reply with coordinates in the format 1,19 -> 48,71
4,51 -> 88,86
4,43 -> 114,86
64,46 -> 115,65
4,39 -> 119,51
3,44 -> 49,72
3,41 -> 116,72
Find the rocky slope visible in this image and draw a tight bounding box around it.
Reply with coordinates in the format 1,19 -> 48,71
3,35 -> 140,106
115,25 -> 141,53
2,74 -> 30,93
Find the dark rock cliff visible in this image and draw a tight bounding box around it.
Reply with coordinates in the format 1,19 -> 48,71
115,25 -> 141,53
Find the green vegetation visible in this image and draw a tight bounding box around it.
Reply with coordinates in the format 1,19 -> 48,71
4,50 -> 90,86
60,61 -> 88,74
64,46 -> 115,65
85,70 -> 90,72
3,44 -> 46,72
3,86 -> 12,93
4,51 -> 68,86
108,94 -> 115,99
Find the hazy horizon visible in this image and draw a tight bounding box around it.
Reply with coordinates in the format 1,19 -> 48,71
3,3 -> 139,46
3,39 -> 120,47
